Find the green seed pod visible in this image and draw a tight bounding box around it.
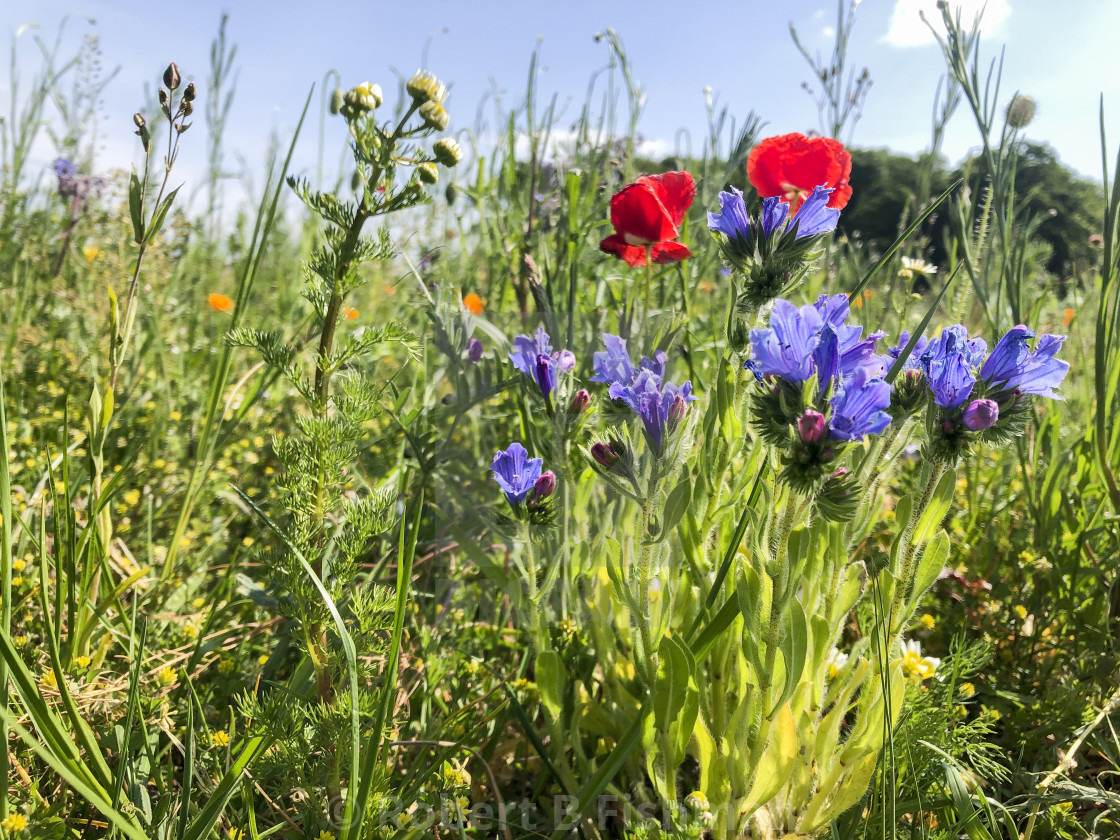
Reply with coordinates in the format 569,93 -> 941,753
417,162 -> 439,185
163,62 -> 181,91
329,88 -> 344,115
445,182 -> 459,205
419,100 -> 449,131
432,137 -> 462,167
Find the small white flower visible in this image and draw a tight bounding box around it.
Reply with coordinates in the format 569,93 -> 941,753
826,648 -> 850,680
900,639 -> 940,680
898,256 -> 938,280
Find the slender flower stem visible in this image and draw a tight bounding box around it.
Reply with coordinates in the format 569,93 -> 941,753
635,459 -> 662,686
888,461 -> 947,636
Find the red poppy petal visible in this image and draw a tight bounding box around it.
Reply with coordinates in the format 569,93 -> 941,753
609,183 -> 676,245
644,171 -> 695,230
650,241 -> 692,264
600,234 -> 650,267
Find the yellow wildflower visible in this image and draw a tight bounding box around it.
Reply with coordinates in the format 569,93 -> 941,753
211,731 -> 230,748
1,813 -> 29,834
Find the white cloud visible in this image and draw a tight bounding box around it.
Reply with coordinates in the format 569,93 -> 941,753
883,0 -> 1011,48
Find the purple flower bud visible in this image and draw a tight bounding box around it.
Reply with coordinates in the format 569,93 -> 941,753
797,409 -> 827,443
533,470 -> 557,501
961,398 -> 999,431
590,442 -> 619,469
832,467 -> 849,479
556,349 -> 576,372
669,393 -> 688,422
535,353 -> 556,398
571,389 -> 591,413
466,337 -> 483,363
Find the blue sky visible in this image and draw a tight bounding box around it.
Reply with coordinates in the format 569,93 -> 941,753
3,0 -> 1118,215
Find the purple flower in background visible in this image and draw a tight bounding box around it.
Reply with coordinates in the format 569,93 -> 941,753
920,325 -> 987,409
466,337 -> 483,363
509,327 -> 574,401
980,325 -> 1069,399
591,334 -> 665,388
888,330 -> 930,372
827,369 -> 892,441
53,156 -> 102,213
962,399 -> 999,431
490,443 -> 543,506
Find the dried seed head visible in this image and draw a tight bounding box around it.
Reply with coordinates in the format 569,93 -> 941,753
158,87 -> 169,109
432,137 -> 462,167
1006,94 -> 1036,129
419,100 -> 449,131
182,82 -> 196,103
133,112 -> 146,129
163,62 -> 181,91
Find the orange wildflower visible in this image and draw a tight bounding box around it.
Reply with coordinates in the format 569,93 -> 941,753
1062,308 -> 1075,327
208,293 -> 234,312
343,306 -> 359,320
463,293 -> 484,315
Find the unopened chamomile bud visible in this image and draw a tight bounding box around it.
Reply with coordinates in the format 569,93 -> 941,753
432,138 -> 462,167
407,70 -> 448,105
416,162 -> 439,185
419,100 -> 449,131
1006,94 -> 1036,129
164,62 -> 181,92
329,88 -> 344,115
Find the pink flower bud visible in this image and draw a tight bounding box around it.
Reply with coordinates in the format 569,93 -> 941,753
669,393 -> 688,422
570,389 -> 591,413
797,409 -> 827,443
590,442 -> 619,468
962,398 -> 999,431
533,470 -> 556,501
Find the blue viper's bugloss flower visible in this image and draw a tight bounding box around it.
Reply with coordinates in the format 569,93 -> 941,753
54,158 -> 76,178
490,443 -> 543,506
919,325 -> 987,409
509,327 -> 574,400
789,185 -> 841,238
980,325 -> 1069,399
609,370 -> 696,451
590,334 -> 666,387
748,294 -> 886,386
594,334 -> 695,451
828,368 -> 892,440
707,185 -> 837,248
888,330 -> 930,372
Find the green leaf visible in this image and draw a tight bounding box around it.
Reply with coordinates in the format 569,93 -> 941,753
912,468 -> 956,545
536,650 -> 565,721
128,168 -> 144,244
144,185 -> 183,245
654,472 -> 692,541
775,598 -> 808,713
653,635 -> 695,733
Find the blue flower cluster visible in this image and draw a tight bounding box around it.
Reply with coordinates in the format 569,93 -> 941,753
592,334 -> 696,452
707,184 -> 841,249
747,294 -> 891,442
890,323 -> 1069,433
490,442 -> 555,512
509,327 -> 575,402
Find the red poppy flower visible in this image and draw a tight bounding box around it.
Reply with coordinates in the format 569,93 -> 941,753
600,171 -> 695,267
747,133 -> 852,215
